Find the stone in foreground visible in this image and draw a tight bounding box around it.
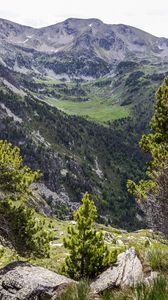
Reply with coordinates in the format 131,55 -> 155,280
0,261 -> 75,300
91,247 -> 143,293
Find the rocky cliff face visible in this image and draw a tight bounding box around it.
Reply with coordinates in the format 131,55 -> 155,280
139,196 -> 168,238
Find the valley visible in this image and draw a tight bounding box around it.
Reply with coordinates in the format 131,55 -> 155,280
0,15 -> 168,299
0,17 -> 168,230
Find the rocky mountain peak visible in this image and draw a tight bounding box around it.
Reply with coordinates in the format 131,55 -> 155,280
0,17 -> 168,79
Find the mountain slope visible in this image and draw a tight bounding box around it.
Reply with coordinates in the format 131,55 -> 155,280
0,18 -> 168,229
0,84 -> 148,229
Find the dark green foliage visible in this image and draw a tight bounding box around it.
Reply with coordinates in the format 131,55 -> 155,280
63,193 -> 111,279
2,59 -> 163,230
0,88 -> 147,230
42,51 -> 111,78
94,78 -> 112,87
127,77 -> 168,201
0,140 -> 40,196
125,71 -> 145,87
116,61 -> 138,74
0,198 -> 53,257
0,139 -> 52,257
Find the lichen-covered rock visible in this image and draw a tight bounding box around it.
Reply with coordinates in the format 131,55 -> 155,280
91,248 -> 143,293
0,262 -> 75,299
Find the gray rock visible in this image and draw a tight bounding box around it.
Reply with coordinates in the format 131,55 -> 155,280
145,271 -> 158,285
91,248 -> 143,293
0,262 -> 75,300
139,194 -> 168,238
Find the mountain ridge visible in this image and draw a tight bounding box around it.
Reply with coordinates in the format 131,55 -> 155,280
0,17 -> 165,38
0,17 -> 168,80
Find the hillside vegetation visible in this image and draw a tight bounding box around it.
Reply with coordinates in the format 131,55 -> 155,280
0,18 -> 168,230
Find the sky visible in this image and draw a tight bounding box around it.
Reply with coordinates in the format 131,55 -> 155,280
0,0 -> 168,38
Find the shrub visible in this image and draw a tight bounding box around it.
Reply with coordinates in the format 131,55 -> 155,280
0,198 -> 53,257
0,140 -> 40,196
146,245 -> 168,271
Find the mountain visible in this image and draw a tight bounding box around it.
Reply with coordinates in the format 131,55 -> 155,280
0,17 -> 168,79
0,18 -> 168,229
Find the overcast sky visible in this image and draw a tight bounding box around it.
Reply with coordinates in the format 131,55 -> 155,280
0,0 -> 168,37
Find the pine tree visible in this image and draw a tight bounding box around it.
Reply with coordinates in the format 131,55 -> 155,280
0,140 -> 53,257
0,140 -> 41,196
63,193 -> 111,280
127,77 -> 168,235
0,198 -> 53,257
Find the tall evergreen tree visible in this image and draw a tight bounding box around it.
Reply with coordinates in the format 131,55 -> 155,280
0,140 -> 40,196
127,77 -> 168,236
0,140 -> 53,257
63,193 -> 111,280
0,199 -> 53,257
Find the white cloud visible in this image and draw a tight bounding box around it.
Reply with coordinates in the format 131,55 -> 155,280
0,0 -> 168,37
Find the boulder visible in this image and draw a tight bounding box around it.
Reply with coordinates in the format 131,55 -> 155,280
0,261 -> 75,299
91,248 -> 143,293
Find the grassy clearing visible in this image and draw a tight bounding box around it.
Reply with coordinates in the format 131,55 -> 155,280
45,97 -> 130,124
32,74 -> 131,124
32,74 -> 130,124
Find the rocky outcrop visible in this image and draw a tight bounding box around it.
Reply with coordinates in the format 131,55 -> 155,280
139,195 -> 168,238
91,248 -> 143,293
0,249 -> 161,299
0,262 -> 75,300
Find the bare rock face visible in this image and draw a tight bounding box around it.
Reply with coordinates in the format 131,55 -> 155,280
91,248 -> 143,293
0,262 -> 75,300
139,195 -> 168,238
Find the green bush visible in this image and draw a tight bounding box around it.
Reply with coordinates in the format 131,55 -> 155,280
0,139 -> 40,195
147,245 -> 168,271
0,198 -> 53,257
0,139 -> 53,258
